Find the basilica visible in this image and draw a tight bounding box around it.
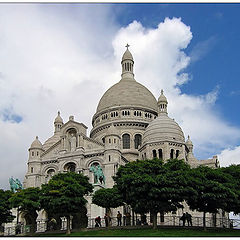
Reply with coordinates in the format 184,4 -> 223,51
22,46 -> 220,230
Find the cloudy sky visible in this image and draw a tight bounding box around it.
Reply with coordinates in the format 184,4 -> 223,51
0,3 -> 240,189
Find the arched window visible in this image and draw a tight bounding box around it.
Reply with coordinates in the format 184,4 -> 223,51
134,134 -> 142,149
158,149 -> 163,159
170,149 -> 174,159
64,162 -> 76,172
122,134 -> 130,149
153,149 -> 157,158
176,150 -> 180,158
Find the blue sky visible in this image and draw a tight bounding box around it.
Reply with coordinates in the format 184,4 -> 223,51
0,3 -> 240,189
113,3 -> 240,126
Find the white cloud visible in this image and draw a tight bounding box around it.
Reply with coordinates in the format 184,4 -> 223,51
0,5 -> 239,189
218,146 -> 240,167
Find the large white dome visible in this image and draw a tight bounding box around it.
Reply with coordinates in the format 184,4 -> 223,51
143,114 -> 185,145
96,79 -> 158,113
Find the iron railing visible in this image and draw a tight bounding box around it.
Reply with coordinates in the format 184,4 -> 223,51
3,216 -> 239,236
87,215 -> 234,229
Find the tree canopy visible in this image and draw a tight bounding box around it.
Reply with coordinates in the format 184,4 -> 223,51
219,164 -> 240,214
40,172 -> 93,234
186,165 -> 237,229
9,187 -> 41,231
113,158 -> 194,229
92,186 -> 124,215
0,189 -> 15,226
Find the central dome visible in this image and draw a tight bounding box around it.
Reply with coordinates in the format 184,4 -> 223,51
96,80 -> 158,113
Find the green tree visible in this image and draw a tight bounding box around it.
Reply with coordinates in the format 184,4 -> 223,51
92,186 -> 124,218
40,172 -> 93,234
0,189 -> 15,226
186,166 -> 236,230
113,158 -> 194,229
9,187 -> 41,232
219,164 -> 240,214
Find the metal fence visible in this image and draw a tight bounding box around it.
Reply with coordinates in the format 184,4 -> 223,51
3,216 -> 240,236
87,215 -> 235,229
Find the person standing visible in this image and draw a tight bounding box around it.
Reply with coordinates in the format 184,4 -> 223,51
117,211 -> 122,226
186,212 -> 192,226
104,213 -> 109,227
180,213 -> 186,226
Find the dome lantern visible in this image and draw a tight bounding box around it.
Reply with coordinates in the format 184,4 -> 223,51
186,135 -> 193,152
121,44 -> 134,80
157,89 -> 168,115
54,111 -> 63,133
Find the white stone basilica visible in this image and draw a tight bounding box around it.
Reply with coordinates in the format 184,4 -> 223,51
22,46 -> 220,228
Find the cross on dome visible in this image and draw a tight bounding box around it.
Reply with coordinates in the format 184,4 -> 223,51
125,43 -> 130,50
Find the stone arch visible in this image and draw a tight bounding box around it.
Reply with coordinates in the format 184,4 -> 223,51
42,164 -> 58,176
170,149 -> 174,159
122,133 -> 130,149
152,149 -> 157,158
176,149 -> 180,158
66,128 -> 78,152
63,126 -> 78,135
59,159 -> 79,172
134,134 -> 142,149
64,162 -> 77,172
87,159 -> 105,184
85,157 -> 104,169
158,149 -> 163,159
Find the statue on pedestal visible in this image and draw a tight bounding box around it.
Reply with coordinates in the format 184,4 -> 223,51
69,134 -> 76,152
9,177 -> 23,192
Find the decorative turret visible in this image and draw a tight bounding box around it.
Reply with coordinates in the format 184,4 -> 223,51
29,136 -> 43,159
105,124 -> 120,150
26,136 -> 43,188
104,124 -> 121,188
54,111 -> 63,133
121,44 -> 134,80
186,135 -> 193,152
157,89 -> 168,115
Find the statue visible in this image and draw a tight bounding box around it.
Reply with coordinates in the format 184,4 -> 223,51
69,133 -> 76,151
9,177 -> 23,192
89,164 -> 105,185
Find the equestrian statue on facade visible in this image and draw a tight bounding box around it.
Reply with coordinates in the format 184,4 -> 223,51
89,164 -> 105,185
9,177 -> 23,192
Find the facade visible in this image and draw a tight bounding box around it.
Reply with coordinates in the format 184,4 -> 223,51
21,46 -> 221,230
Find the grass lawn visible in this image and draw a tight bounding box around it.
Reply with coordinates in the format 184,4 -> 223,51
35,227 -> 240,237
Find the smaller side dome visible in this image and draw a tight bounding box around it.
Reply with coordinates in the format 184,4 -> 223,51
54,111 -> 63,124
30,136 -> 43,149
142,114 -> 185,145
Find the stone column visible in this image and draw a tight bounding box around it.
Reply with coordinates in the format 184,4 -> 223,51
60,217 -> 67,230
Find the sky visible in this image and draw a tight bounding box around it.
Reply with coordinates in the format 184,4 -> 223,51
0,3 -> 240,190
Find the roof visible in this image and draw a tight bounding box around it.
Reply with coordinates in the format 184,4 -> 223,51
142,114 -> 185,145
96,79 -> 158,113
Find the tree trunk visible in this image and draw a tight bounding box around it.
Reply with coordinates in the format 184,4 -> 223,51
203,211 -> 206,231
152,212 -> 157,230
66,215 -> 71,235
